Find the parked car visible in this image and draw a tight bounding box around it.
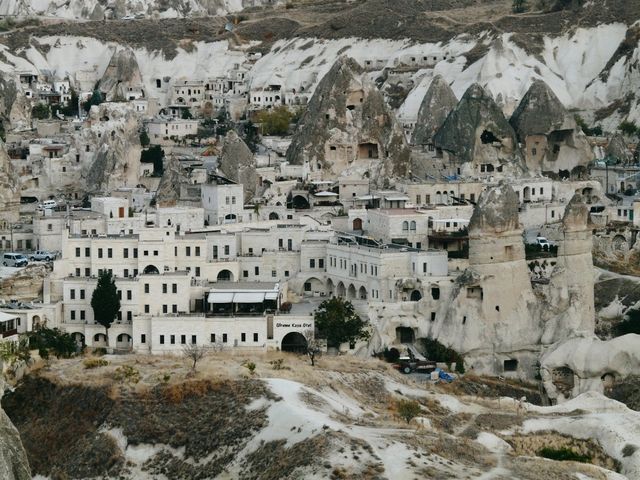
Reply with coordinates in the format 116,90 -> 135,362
37,200 -> 57,211
29,250 -> 56,262
536,236 -> 551,249
2,253 -> 28,267
394,356 -> 437,374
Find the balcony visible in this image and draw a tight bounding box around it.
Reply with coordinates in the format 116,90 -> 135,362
1,328 -> 18,338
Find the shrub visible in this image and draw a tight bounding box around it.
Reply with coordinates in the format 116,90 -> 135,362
269,358 -> 288,370
396,399 -> 422,424
619,120 -> 638,137
421,337 -> 465,373
113,365 -> 141,384
538,446 -> 591,463
614,309 -> 640,336
84,358 -> 109,369
254,106 -> 293,136
245,361 -> 256,375
31,103 -> 50,120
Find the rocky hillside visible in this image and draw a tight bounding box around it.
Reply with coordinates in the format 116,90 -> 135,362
0,0 -> 638,131
3,352 -> 640,479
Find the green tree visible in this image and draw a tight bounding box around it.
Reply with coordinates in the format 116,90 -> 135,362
83,89 -> 103,112
396,399 -> 422,424
313,297 -> 369,348
31,103 -> 50,120
59,88 -> 79,117
181,108 -> 193,120
139,130 -> 150,147
243,120 -> 260,153
27,328 -> 77,358
512,0 -> 528,12
90,270 -> 120,345
619,121 -> 638,137
255,106 -> 293,136
140,145 -> 165,176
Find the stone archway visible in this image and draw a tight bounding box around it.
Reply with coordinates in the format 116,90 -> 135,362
281,332 -> 308,353
116,333 -> 132,350
143,264 -> 160,274
410,290 -> 422,301
347,284 -> 357,299
217,269 -> 234,282
353,218 -> 363,230
269,212 -> 280,220
358,286 -> 367,300
336,282 -> 346,298
326,278 -> 335,296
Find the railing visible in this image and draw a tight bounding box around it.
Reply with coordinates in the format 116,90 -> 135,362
1,329 -> 18,338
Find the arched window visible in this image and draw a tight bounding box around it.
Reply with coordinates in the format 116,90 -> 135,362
402,221 -> 409,231
410,221 -> 416,231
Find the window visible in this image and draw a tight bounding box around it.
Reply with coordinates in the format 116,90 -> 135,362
253,333 -> 258,342
162,305 -> 168,313
162,284 -> 167,294
226,196 -> 230,205
141,334 -> 146,344
170,335 -> 175,344
85,268 -> 90,277
402,221 -> 409,231
210,333 -> 216,343
144,304 -> 149,313
284,270 -> 289,277
272,269 -> 277,277
310,259 -> 315,268
423,263 -> 427,273
224,245 -> 230,255
80,289 -> 85,300
127,290 -> 132,300
127,311 -> 132,322
195,267 -> 201,277
241,333 -> 246,342
304,282 -> 311,292
75,247 -> 81,257
430,312 -> 436,321
144,283 -> 149,293
70,310 -> 76,320
195,246 -> 200,256
416,194 -> 421,204
80,310 -> 85,321
160,335 -> 165,344
172,304 -> 177,313
70,289 -> 75,300
172,283 -> 177,294
123,248 -> 129,258
232,196 -> 236,205
181,335 -> 186,344
153,250 -> 158,256
124,269 -> 129,278
254,266 -> 259,275
186,246 -> 191,256
191,335 -> 196,344
133,248 -> 138,258
98,248 -> 103,258
107,248 -> 112,258
222,333 -> 228,343
85,247 -> 90,257
243,270 -> 249,278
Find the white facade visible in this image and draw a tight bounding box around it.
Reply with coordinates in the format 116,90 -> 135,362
201,182 -> 244,225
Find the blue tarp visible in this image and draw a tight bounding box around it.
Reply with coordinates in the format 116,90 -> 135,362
434,368 -> 455,382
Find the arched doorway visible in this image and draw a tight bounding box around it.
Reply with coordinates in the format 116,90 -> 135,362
281,332 -> 308,353
326,278 -> 335,296
224,213 -> 237,223
143,264 -> 159,274
32,315 -> 42,330
303,277 -> 324,296
410,290 -> 422,301
292,195 -> 310,209
269,212 -> 279,220
396,327 -> 415,344
93,333 -> 108,347
347,284 -> 356,299
523,186 -> 531,203
217,269 -> 234,282
358,286 -> 367,300
71,332 -> 85,348
353,218 -> 363,230
336,282 -> 346,297
116,333 -> 132,350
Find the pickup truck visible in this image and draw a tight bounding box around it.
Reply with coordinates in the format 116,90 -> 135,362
394,356 -> 437,374
29,250 -> 56,262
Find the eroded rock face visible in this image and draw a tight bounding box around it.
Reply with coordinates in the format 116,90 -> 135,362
99,49 -> 144,102
218,130 -> 256,202
411,75 -> 458,146
0,75 -> 30,130
155,155 -> 188,206
468,182 -> 520,235
509,80 -> 592,174
0,363 -> 32,480
286,56 -> 410,184
433,83 -> 524,176
81,103 -> 142,194
0,139 -> 20,223
606,133 -> 632,164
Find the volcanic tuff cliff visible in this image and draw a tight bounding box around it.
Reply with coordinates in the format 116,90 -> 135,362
99,48 -> 144,102
0,139 -> 20,223
411,75 -> 458,146
286,56 -> 410,183
433,83 -> 525,176
0,363 -> 31,480
218,130 -> 257,202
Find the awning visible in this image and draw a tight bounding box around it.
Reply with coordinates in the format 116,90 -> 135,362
233,292 -> 266,303
207,292 -> 234,303
264,292 -> 278,300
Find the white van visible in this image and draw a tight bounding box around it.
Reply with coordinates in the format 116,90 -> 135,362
2,253 -> 28,267
38,200 -> 57,211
